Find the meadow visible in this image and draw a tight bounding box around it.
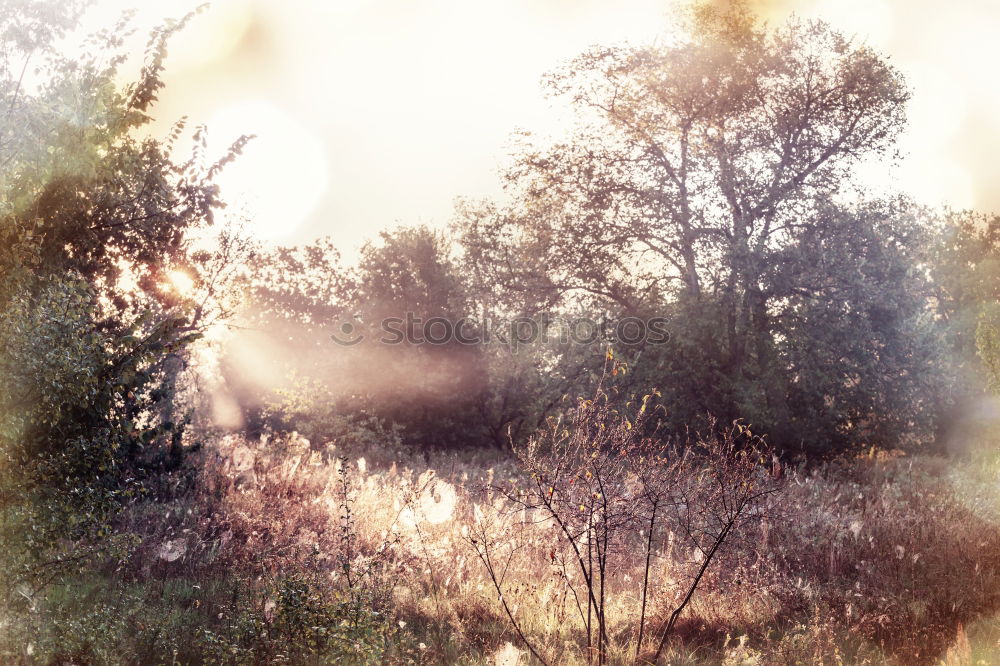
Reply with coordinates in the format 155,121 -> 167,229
8,417 -> 1000,665
5,2 -> 1000,664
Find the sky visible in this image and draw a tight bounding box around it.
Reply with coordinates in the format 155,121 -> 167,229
68,0 -> 1000,251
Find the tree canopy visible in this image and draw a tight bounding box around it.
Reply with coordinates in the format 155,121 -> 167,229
455,4 -> 942,454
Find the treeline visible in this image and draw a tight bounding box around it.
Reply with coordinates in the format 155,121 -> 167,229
230,5 -> 1000,459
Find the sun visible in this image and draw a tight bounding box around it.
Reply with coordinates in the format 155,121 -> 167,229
166,269 -> 196,296
208,100 -> 329,243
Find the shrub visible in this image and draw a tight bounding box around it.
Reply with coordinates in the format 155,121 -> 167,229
469,384 -> 780,664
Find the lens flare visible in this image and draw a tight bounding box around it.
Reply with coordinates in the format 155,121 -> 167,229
167,269 -> 195,295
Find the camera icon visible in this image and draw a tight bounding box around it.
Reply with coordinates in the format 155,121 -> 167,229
330,316 -> 364,346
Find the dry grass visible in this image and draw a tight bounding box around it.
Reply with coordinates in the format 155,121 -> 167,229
87,429 -> 1000,665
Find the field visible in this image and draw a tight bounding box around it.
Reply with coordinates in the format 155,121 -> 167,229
7,426 -> 1000,666
5,2 -> 1000,664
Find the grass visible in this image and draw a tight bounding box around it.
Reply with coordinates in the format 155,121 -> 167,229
6,431 -> 1000,664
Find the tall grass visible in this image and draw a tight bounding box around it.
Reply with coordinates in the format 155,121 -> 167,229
6,425 -> 1000,664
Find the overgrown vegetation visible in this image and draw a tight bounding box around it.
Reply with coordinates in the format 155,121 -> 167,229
5,1 -> 1000,664
8,426 -> 1000,664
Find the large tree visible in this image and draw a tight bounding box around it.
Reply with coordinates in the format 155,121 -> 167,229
460,3 -> 937,453
0,2 -> 245,588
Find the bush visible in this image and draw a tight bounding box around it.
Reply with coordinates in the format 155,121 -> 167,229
199,574 -> 394,665
470,383 -> 780,664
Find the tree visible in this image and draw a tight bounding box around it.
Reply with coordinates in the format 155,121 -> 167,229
229,227 -> 489,449
0,2 -> 243,590
217,236 -> 350,435
931,211 -> 1000,449
459,3 -> 932,453
346,226 -> 485,448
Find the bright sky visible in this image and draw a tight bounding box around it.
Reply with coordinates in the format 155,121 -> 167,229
71,0 -> 1000,249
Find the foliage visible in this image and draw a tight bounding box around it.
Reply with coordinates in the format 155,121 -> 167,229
0,275 -> 196,569
0,0 -> 241,612
232,226 -> 499,449
977,303 -> 1000,394
199,574 -> 394,665
455,3 -> 936,455
347,226 -> 487,448
262,373 -> 404,454
6,2 -> 1000,665
5,429 -> 992,665
470,368 -> 779,664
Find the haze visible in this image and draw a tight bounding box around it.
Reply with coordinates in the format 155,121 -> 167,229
72,0 -> 999,249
